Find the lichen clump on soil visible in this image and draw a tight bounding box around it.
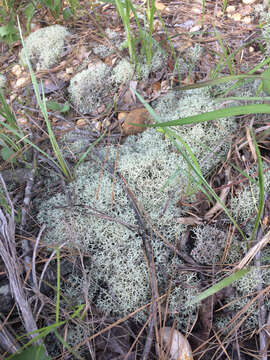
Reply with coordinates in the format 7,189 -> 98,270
37,129 -> 199,326
20,25 -> 70,70
68,62 -> 112,114
37,86 -> 239,337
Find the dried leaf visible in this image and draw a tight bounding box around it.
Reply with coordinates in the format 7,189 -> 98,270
122,108 -> 152,135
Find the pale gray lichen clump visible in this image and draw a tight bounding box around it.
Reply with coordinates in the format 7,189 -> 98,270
20,25 -> 70,70
37,107 -> 235,332
191,225 -> 228,264
111,58 -> 135,84
92,44 -> 113,59
68,63 -> 112,114
37,129 -> 199,325
37,87 -> 247,336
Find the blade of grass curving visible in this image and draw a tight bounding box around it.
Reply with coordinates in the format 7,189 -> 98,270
12,345 -> 49,360
115,0 -> 136,63
211,40 -> 261,81
128,0 -> 145,52
139,103 -> 270,128
157,127 -> 203,180
218,57 -> 270,96
146,0 -> 155,64
126,0 -> 154,65
191,268 -> 250,304
17,17 -> 72,182
133,89 -> 246,240
201,0 -> 205,23
8,304 -> 86,359
54,330 -> 83,360
230,162 -> 257,185
156,11 -> 180,80
222,0 -> 228,15
0,120 -> 67,176
0,89 -> 22,140
249,128 -> 265,247
213,24 -> 234,75
0,132 -> 21,152
160,127 -> 208,197
176,74 -> 262,91
165,127 -> 246,239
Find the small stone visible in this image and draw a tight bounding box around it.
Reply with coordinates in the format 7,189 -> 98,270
192,7 -> 202,14
93,121 -> 101,132
76,118 -> 87,127
97,104 -> 106,113
226,5 -> 236,13
10,94 -> 16,102
103,117 -> 111,128
17,117 -> 29,126
243,16 -> 251,24
190,25 -> 201,32
11,64 -> 22,77
65,67 -> 73,74
232,13 -> 242,21
15,77 -> 29,88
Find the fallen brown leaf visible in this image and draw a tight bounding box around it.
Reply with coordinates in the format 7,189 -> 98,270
122,108 -> 152,135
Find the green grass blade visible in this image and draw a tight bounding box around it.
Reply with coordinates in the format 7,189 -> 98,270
156,11 -> 180,80
17,17 -> 72,182
11,345 -> 50,360
230,162 -> 257,185
213,24 -> 234,75
0,121 -> 65,172
0,89 -> 22,138
249,129 -> 265,247
54,331 -> 83,360
73,130 -> 107,176
141,103 -> 270,128
191,268 -> 250,304
217,57 -> 270,96
176,74 -> 261,91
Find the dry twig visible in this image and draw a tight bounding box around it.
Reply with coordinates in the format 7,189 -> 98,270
0,174 -> 43,350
